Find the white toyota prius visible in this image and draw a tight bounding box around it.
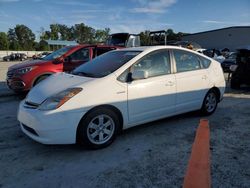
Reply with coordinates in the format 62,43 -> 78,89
18,46 -> 225,149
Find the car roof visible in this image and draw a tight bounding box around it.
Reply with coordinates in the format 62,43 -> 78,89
76,44 -> 121,48
116,45 -> 214,61
118,45 -> 191,52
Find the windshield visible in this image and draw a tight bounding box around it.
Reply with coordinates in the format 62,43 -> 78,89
43,46 -> 75,61
72,50 -> 142,78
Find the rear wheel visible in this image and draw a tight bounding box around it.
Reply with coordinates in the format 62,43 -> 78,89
77,108 -> 120,149
201,90 -> 218,115
231,76 -> 241,89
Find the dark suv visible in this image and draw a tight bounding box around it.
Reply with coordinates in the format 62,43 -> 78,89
3,53 -> 27,61
230,47 -> 250,89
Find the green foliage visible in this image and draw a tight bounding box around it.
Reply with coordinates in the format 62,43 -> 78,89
35,40 -> 49,51
94,28 -> 110,43
14,24 -> 36,50
139,29 -> 189,46
73,23 -> 95,44
1,23 -> 187,51
139,30 -> 150,46
0,32 -> 9,50
39,23 -> 110,44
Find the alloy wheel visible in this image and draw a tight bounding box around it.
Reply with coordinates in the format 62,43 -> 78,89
87,115 -> 115,145
205,92 -> 217,113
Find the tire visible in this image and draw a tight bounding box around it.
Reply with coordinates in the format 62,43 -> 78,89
77,108 -> 120,149
231,77 -> 241,89
34,75 -> 50,86
201,90 -> 218,115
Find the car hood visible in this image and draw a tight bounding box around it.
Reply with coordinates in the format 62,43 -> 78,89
8,59 -> 49,71
25,72 -> 95,104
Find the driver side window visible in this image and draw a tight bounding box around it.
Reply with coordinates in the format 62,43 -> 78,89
131,50 -> 171,78
70,48 -> 90,62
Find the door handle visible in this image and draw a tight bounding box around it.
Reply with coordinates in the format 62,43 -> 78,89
165,81 -> 175,86
202,75 -> 207,80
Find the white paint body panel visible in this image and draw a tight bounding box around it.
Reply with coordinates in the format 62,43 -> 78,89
18,46 -> 226,144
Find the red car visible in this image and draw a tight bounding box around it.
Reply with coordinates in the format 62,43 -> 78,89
6,45 -> 118,93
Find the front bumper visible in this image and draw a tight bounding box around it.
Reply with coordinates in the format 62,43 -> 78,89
6,78 -> 26,91
17,100 -> 86,144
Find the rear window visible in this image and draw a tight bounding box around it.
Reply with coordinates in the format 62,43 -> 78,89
199,56 -> 211,68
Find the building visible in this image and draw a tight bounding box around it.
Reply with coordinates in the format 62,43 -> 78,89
182,26 -> 250,51
43,40 -> 78,51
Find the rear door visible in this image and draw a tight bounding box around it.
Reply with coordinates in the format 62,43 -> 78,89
172,49 -> 210,113
63,47 -> 90,72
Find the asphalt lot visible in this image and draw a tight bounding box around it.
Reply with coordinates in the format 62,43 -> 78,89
0,61 -> 22,97
0,60 -> 250,187
0,85 -> 250,188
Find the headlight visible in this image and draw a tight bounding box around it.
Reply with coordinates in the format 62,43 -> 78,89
17,66 -> 37,74
38,88 -> 82,111
230,65 -> 238,72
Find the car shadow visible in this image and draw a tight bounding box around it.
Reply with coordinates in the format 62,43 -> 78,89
225,85 -> 250,94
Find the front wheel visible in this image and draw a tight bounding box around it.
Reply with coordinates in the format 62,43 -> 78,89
77,108 -> 120,149
201,90 -> 218,115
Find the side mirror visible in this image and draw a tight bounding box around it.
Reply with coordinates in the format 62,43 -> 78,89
132,70 -> 149,80
64,56 -> 71,63
53,57 -> 64,64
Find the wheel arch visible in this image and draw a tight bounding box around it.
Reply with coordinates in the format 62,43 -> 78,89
210,86 -> 221,102
32,72 -> 55,87
76,104 -> 124,143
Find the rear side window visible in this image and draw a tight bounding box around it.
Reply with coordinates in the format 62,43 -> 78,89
70,48 -> 89,62
173,50 -> 201,72
199,56 -> 211,68
94,48 -> 114,57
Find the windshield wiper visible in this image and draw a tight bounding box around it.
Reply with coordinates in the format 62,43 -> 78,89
72,71 -> 97,78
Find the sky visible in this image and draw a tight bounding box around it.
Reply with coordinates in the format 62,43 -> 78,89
0,0 -> 249,38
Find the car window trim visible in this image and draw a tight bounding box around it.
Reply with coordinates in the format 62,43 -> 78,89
68,47 -> 90,62
172,49 -> 207,74
118,49 -> 172,82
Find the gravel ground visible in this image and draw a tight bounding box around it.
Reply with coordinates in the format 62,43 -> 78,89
0,61 -> 22,82
0,61 -> 24,96
0,87 -> 250,188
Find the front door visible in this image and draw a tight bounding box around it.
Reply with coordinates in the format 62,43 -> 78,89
127,50 -> 176,124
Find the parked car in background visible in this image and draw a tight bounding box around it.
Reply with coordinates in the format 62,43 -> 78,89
18,46 -> 225,149
6,45 -> 119,93
169,41 -> 202,50
200,49 -> 225,63
230,46 -> 250,89
221,52 -> 237,72
3,53 -> 27,61
106,33 -> 140,47
32,52 -> 51,60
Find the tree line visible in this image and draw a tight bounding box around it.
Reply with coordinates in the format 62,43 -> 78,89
0,23 -> 186,51
0,23 -> 110,51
